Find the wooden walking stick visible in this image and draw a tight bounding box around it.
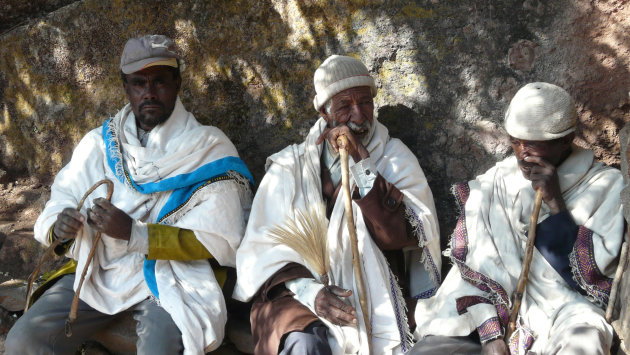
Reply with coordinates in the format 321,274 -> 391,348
65,179 -> 114,336
337,135 -> 372,354
25,179 -> 114,314
606,238 -> 628,323
505,189 -> 543,341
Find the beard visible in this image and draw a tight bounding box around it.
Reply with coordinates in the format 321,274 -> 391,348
347,120 -> 375,146
136,101 -> 171,129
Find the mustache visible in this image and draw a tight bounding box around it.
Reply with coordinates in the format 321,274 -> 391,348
139,100 -> 164,111
347,121 -> 371,134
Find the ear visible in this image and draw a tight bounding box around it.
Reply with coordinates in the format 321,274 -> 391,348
319,106 -> 332,125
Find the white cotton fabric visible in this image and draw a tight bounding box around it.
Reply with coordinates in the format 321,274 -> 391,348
34,98 -> 250,355
312,55 -> 377,111
234,118 -> 441,354
504,82 -> 577,141
415,146 -> 623,353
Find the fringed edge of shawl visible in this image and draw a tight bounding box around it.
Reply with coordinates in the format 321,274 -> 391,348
105,116 -> 133,189
160,172 -> 253,226
568,226 -> 612,308
507,316 -> 536,355
404,205 -> 441,285
387,268 -> 414,353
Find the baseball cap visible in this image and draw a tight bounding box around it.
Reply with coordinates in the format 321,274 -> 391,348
120,35 -> 180,74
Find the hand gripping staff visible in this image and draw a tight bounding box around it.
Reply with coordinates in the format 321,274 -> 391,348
505,189 -> 543,342
337,135 -> 372,355
24,179 -> 114,338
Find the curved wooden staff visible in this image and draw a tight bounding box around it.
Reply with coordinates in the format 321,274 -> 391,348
25,179 -> 114,313
65,179 -> 114,336
606,239 -> 628,323
505,189 -> 543,341
337,135 -> 372,354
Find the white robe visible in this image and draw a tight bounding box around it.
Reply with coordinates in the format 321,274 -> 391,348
415,146 -> 623,354
34,98 -> 251,354
234,118 -> 441,354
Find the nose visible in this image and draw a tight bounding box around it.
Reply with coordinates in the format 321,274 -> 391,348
348,103 -> 365,124
142,82 -> 158,101
515,142 -> 530,159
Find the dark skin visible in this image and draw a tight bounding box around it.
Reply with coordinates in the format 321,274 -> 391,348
312,86 -> 415,325
313,86 -> 376,326
316,86 -> 373,163
52,66 -> 181,242
481,133 -> 574,355
510,133 -> 574,215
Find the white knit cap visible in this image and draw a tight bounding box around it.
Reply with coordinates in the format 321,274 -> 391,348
504,82 -> 576,140
313,55 -> 377,111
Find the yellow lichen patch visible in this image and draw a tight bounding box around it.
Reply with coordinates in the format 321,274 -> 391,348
15,94 -> 34,118
399,4 -> 435,19
1,104 -> 9,131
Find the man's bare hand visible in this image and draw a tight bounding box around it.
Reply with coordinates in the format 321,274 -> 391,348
524,156 -> 566,214
53,208 -> 85,240
481,338 -> 509,355
87,198 -> 132,240
316,125 -> 369,163
314,285 -> 358,326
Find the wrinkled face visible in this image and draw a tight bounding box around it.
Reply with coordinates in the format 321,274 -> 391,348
509,134 -> 573,180
322,86 -> 374,144
123,66 -> 181,131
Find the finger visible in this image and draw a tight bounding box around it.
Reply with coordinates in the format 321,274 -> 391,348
93,198 -> 114,211
328,285 -> 353,298
61,208 -> 85,223
59,215 -> 84,231
326,304 -> 357,326
87,208 -> 102,227
56,221 -> 81,237
316,128 -> 332,145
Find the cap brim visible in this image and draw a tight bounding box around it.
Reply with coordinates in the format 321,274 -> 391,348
121,57 -> 178,74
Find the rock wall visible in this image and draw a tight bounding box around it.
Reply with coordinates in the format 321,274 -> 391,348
1,0 -> 628,242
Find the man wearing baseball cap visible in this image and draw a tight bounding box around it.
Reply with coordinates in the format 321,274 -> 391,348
234,55 -> 441,354
6,34 -> 253,354
412,82 -> 624,354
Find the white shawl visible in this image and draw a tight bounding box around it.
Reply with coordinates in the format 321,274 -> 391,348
34,98 -> 251,354
234,118 -> 441,354
415,146 -> 623,354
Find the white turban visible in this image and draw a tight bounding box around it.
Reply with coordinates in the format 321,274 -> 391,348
505,82 -> 576,140
312,55 -> 377,111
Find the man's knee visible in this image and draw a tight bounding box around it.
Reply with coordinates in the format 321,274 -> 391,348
5,316 -> 47,354
281,322 -> 331,355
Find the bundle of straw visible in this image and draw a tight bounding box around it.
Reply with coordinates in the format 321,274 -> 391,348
267,203 -> 330,285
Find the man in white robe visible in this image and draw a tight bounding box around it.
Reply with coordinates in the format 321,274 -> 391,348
234,55 -> 441,355
5,34 -> 252,355
412,82 -> 624,355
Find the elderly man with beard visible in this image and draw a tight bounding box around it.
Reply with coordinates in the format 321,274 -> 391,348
412,82 -> 624,355
234,55 -> 441,355
5,35 -> 253,355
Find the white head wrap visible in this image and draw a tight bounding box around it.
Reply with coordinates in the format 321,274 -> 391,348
312,55 -> 377,111
505,82 -> 576,140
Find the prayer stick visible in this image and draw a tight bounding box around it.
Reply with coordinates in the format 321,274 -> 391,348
25,179 -> 114,314
65,179 -> 114,337
337,135 -> 372,354
606,239 -> 628,323
25,239 -> 62,312
505,189 -> 543,342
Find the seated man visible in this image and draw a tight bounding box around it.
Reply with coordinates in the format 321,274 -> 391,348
234,55 -> 441,354
5,35 -> 253,354
413,82 -> 624,354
